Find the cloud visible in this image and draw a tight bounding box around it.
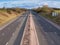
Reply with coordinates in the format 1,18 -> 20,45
0,0 -> 60,8
0,0 -> 39,8
38,1 -> 60,8
45,1 -> 60,8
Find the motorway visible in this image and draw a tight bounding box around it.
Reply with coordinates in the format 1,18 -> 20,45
0,12 -> 28,45
32,11 -> 60,45
0,11 -> 60,45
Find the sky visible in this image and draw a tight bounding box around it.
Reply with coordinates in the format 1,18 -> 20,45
0,0 -> 60,8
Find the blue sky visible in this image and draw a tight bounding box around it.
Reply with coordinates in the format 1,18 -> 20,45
0,0 -> 60,8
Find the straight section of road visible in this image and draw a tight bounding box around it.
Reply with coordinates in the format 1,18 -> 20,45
0,11 -> 60,45
20,13 -> 39,45
13,14 -> 28,45
31,11 -> 60,45
0,12 -> 28,45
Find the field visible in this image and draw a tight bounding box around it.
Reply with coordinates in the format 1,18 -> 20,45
54,10 -> 60,13
40,10 -> 60,25
0,8 -> 26,26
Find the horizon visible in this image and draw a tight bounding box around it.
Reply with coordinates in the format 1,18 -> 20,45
0,0 -> 60,9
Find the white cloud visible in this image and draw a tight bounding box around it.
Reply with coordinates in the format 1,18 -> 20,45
0,0 -> 60,8
38,1 -> 60,8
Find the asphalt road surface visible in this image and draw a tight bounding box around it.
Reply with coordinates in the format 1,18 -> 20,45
0,11 -> 60,45
31,11 -> 60,45
0,12 -> 28,45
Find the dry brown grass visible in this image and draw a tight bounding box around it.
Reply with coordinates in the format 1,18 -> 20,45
0,8 -> 25,26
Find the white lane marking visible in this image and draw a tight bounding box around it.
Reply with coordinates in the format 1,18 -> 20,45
5,42 -> 8,45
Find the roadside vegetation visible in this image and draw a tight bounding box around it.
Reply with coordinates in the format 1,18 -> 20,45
0,7 -> 27,26
33,6 -> 60,25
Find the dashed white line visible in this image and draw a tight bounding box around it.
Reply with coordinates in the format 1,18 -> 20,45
5,42 -> 8,45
